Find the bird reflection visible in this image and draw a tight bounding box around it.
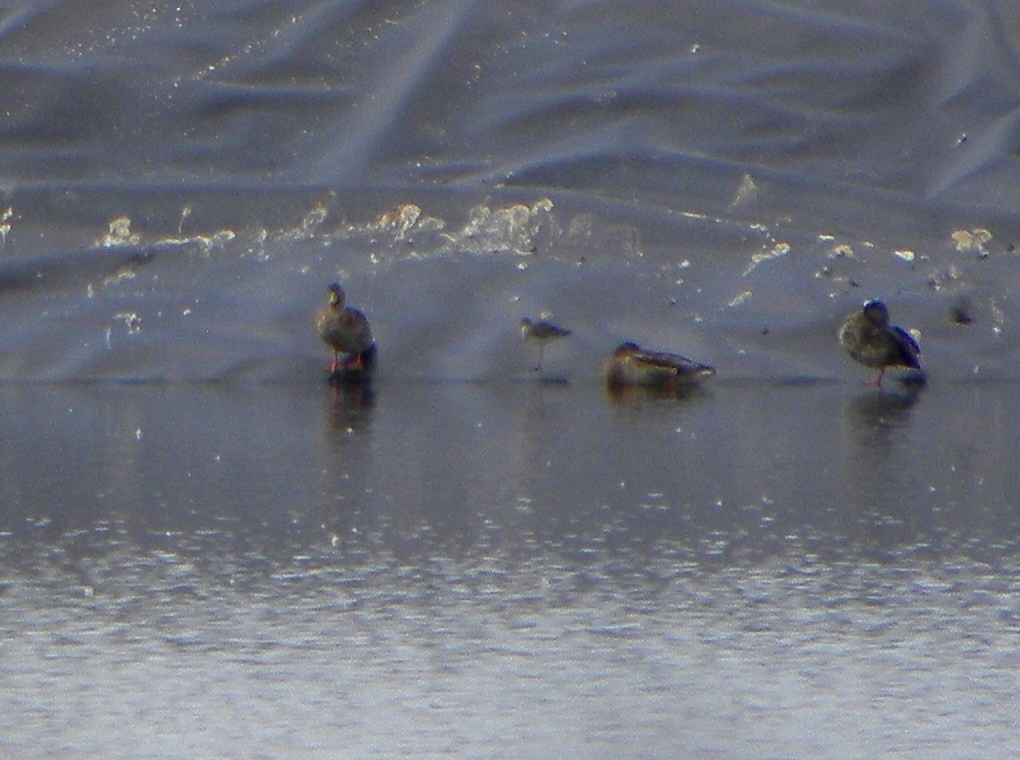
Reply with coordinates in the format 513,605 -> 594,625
846,387 -> 922,437
841,387 -> 924,534
605,382 -> 707,405
325,382 -> 375,432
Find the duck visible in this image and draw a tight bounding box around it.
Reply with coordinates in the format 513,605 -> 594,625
520,317 -> 571,372
604,341 -> 715,388
838,299 -> 921,386
316,282 -> 374,374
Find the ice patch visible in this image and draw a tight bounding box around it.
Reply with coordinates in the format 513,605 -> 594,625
951,228 -> 992,257
743,242 -> 790,276
100,216 -> 140,248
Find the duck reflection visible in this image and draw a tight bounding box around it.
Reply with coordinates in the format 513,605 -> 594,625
846,386 -> 922,439
325,381 -> 375,433
841,387 -> 926,546
605,382 -> 708,405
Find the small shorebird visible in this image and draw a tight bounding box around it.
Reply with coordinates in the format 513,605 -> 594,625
520,317 -> 571,371
838,299 -> 921,386
316,282 -> 374,373
604,341 -> 715,388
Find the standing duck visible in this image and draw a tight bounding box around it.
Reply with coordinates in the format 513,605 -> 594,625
316,282 -> 375,374
604,341 -> 715,388
838,299 -> 921,386
520,317 -> 571,372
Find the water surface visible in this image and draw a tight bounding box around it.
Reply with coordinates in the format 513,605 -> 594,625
3,379 -> 1020,757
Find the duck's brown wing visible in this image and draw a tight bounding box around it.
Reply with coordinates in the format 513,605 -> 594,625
319,307 -> 373,354
337,307 -> 373,351
635,349 -> 715,376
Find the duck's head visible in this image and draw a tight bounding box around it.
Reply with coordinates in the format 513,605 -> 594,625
613,341 -> 642,356
862,299 -> 889,327
327,283 -> 345,308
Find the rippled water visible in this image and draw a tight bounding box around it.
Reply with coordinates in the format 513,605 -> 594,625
5,0 -> 1020,756
3,379 -> 1020,757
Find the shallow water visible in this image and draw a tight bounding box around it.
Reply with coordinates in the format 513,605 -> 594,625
3,379 -> 1020,757
5,0 -> 1020,756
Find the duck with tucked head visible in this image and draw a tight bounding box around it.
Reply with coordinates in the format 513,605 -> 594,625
316,282 -> 375,375
838,299 -> 921,387
604,341 -> 715,389
520,317 -> 571,372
